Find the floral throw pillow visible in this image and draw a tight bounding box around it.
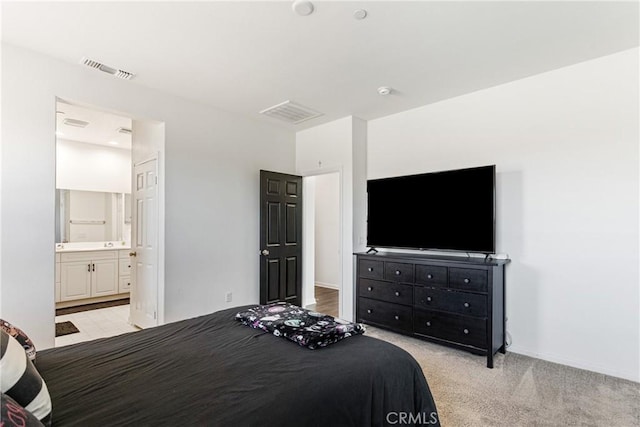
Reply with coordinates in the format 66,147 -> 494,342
0,319 -> 36,362
236,303 -> 365,349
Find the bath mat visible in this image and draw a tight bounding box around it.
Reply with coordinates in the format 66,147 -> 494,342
56,298 -> 129,316
55,321 -> 80,337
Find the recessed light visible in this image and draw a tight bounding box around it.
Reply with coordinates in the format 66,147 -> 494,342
354,9 -> 367,20
377,87 -> 392,96
292,0 -> 314,16
108,141 -> 119,145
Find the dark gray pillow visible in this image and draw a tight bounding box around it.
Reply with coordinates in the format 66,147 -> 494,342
1,392 -> 45,427
0,330 -> 51,426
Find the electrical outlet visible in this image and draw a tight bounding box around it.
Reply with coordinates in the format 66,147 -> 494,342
225,292 -> 232,303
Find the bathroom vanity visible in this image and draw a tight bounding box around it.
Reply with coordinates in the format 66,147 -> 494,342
55,243 -> 132,308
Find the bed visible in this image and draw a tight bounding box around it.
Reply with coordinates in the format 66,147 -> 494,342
36,305 -> 439,426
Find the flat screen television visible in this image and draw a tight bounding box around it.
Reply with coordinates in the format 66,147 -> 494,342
366,165 -> 496,254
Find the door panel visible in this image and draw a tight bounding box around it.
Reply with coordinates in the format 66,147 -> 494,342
260,170 -> 303,305
285,256 -> 298,298
92,259 -> 118,297
60,261 -> 92,301
267,259 -> 280,301
130,158 -> 159,328
267,202 -> 281,246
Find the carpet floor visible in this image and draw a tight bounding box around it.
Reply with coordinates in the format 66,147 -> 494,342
366,326 -> 639,426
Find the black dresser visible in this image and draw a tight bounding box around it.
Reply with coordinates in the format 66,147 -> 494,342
355,252 -> 510,368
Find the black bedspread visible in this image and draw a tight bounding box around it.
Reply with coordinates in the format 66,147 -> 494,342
37,306 -> 439,426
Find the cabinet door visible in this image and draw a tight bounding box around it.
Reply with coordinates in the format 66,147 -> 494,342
92,259 -> 119,297
118,276 -> 131,293
60,261 -> 92,301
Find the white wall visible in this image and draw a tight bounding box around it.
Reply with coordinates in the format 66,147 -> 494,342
0,44 -> 295,348
301,176 -> 316,308
314,173 -> 340,288
296,116 -> 367,320
56,139 -> 131,193
368,48 -> 639,381
67,190 -> 112,242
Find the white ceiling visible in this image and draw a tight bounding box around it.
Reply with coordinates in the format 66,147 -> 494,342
3,1 -> 638,130
56,101 -> 132,149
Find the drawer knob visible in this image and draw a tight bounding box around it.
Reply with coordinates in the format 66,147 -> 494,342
367,309 -> 372,314
464,302 -> 470,308
394,315 -> 400,320
426,296 -> 432,302
463,328 -> 469,334
368,267 -> 373,272
395,270 -> 401,276
426,321 -> 431,327
395,291 -> 400,297
427,274 -> 433,279
464,278 -> 470,284
367,286 -> 373,291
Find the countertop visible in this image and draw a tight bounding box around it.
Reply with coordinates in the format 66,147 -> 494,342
55,243 -> 131,253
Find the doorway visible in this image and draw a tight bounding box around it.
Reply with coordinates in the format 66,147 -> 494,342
54,99 -> 164,346
303,172 -> 341,318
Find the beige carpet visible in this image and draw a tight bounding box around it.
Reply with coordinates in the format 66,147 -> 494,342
366,326 -> 640,426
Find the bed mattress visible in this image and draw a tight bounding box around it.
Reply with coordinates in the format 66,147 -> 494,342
37,306 -> 439,426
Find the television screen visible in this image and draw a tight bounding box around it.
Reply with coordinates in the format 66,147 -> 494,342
366,165 -> 495,253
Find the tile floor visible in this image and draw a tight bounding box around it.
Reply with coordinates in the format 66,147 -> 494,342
54,304 -> 140,347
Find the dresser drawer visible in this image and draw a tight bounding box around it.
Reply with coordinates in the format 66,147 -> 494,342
414,286 -> 487,317
359,279 -> 413,305
119,259 -> 132,276
415,265 -> 447,286
358,298 -> 413,333
384,262 -> 414,283
449,268 -> 488,293
61,250 -> 117,262
359,259 -> 384,280
414,310 -> 487,349
118,276 -> 131,293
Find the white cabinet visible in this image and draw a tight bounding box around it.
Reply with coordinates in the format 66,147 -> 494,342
92,259 -> 119,297
60,260 -> 92,301
58,251 -> 119,302
118,254 -> 132,293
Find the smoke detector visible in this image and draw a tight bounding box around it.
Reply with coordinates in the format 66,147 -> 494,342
377,86 -> 392,96
62,118 -> 89,128
260,100 -> 323,124
292,0 -> 314,16
354,9 -> 368,20
81,57 -> 135,80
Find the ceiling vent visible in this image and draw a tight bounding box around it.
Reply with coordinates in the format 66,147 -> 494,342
81,57 -> 135,80
117,127 -> 132,135
259,100 -> 323,124
62,118 -> 89,128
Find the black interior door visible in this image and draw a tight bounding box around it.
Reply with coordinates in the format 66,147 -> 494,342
260,170 -> 303,306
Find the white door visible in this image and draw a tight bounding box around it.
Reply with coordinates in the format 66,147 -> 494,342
130,158 -> 159,328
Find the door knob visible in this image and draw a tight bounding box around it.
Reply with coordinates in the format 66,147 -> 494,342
129,252 -> 137,257
261,249 -> 270,256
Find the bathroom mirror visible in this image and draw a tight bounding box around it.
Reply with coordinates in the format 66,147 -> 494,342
55,189 -> 131,243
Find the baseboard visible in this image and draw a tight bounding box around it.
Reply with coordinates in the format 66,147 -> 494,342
508,346 -> 639,383
315,282 -> 339,290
